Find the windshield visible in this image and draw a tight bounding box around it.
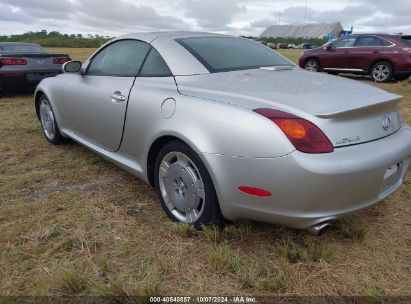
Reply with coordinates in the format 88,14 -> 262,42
176,37 -> 293,73
0,44 -> 44,53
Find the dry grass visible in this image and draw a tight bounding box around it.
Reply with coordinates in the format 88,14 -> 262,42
46,47 -> 96,62
0,48 -> 410,298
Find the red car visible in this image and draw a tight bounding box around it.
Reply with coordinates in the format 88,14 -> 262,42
299,34 -> 411,82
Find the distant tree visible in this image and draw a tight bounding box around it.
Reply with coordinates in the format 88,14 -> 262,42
0,31 -> 111,48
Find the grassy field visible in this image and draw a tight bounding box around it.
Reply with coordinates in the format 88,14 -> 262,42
0,48 -> 410,299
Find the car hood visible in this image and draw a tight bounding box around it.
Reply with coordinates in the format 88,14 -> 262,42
175,68 -> 401,118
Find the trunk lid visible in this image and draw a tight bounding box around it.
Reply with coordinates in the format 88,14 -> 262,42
0,53 -> 70,70
175,68 -> 403,148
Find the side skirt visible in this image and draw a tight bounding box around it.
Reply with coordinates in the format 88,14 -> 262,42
61,129 -> 148,183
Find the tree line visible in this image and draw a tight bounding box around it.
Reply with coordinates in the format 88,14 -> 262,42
0,30 -> 111,48
0,31 -> 328,48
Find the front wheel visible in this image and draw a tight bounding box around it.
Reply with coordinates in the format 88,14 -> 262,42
304,59 -> 320,72
39,95 -> 63,144
154,141 -> 223,228
371,61 -> 393,83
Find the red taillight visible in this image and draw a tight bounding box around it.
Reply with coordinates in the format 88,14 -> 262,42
53,57 -> 71,64
0,58 -> 27,65
238,186 -> 272,197
253,108 -> 334,154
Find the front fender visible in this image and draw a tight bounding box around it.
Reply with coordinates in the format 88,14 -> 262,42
34,76 -> 65,129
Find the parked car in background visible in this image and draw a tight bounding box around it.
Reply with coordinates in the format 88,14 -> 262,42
277,43 -> 288,49
35,32 -> 411,235
295,43 -> 316,49
299,34 -> 411,82
0,42 -> 71,92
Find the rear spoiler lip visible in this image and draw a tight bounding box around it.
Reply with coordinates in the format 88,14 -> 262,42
314,94 -> 403,119
0,53 -> 70,58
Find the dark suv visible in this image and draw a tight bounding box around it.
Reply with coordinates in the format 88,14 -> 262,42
299,34 -> 411,82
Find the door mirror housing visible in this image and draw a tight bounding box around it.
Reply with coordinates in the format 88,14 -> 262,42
63,61 -> 82,73
326,44 -> 333,51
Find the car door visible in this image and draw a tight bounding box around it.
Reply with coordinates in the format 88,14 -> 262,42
119,47 -> 178,160
320,36 -> 356,70
349,36 -> 391,72
62,40 -> 151,152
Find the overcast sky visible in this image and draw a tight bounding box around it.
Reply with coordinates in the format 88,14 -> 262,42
0,0 -> 410,37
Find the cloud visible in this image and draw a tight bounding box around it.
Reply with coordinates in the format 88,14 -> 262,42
75,0 -> 186,30
179,0 -> 246,30
279,5 -> 375,25
0,0 -> 410,36
0,3 -> 33,23
2,0 -> 74,19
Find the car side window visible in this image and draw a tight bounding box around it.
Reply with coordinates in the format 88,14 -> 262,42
87,40 -> 151,77
379,38 -> 393,46
354,36 -> 391,47
139,48 -> 172,77
332,37 -> 356,48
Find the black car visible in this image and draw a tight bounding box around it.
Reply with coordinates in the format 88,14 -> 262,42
0,42 -> 71,92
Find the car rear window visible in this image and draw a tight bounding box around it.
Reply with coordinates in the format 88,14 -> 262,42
401,36 -> 411,46
0,44 -> 44,53
176,37 -> 292,73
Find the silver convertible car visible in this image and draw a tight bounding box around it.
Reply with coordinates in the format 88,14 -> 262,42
35,32 -> 411,234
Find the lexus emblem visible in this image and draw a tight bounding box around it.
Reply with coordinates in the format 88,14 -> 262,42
382,115 -> 391,131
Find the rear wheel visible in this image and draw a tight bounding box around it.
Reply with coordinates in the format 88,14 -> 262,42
154,141 -> 223,228
39,95 -> 63,144
371,61 -> 393,83
304,59 -> 320,72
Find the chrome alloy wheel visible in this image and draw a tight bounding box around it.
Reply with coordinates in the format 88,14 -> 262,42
158,151 -> 205,223
373,64 -> 390,82
305,60 -> 318,72
39,98 -> 56,140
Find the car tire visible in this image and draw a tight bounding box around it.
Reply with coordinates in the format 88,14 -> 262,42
154,140 -> 224,228
304,58 -> 320,72
38,94 -> 63,145
371,61 -> 394,83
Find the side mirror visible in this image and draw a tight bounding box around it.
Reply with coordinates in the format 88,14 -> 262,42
326,44 -> 333,51
63,61 -> 82,73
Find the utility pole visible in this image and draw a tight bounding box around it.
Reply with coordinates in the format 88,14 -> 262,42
278,12 -> 282,25
304,0 -> 308,24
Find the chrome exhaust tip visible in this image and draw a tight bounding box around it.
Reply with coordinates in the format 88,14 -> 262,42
306,222 -> 331,236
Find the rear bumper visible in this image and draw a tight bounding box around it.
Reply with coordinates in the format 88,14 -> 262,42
0,70 -> 60,87
202,125 -> 411,229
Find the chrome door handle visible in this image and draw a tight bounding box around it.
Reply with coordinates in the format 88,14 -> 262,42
110,91 -> 126,103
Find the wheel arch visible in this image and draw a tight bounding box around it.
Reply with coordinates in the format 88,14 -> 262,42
146,134 -> 213,188
304,57 -> 321,68
34,89 -> 46,121
369,58 -> 395,74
